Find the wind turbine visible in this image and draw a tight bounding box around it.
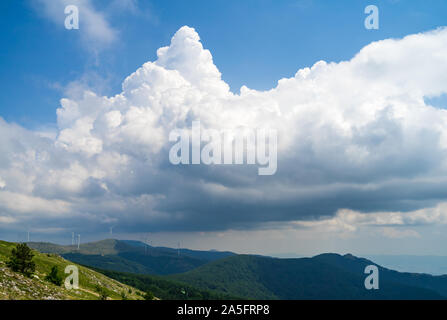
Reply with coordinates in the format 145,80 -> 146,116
77,234 -> 81,250
72,232 -> 75,246
140,234 -> 149,255
147,234 -> 153,254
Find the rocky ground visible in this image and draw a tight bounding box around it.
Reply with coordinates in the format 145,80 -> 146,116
0,260 -> 66,300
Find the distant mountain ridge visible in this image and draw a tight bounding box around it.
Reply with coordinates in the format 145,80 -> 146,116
28,239 -> 235,275
169,254 -> 447,299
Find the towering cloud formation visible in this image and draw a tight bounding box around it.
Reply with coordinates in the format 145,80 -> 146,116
1,26 -> 447,236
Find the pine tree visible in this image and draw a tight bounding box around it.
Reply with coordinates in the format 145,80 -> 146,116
7,243 -> 36,277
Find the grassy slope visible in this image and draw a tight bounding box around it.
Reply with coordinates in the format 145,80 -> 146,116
0,240 -> 145,300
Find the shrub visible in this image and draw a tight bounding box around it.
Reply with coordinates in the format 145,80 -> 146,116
144,291 -> 154,300
45,265 -> 63,286
95,285 -> 108,300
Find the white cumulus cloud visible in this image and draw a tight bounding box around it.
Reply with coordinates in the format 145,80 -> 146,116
1,26 -> 447,236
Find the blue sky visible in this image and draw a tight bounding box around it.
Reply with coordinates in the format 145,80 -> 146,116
1,0 -> 447,128
1,1 -> 447,256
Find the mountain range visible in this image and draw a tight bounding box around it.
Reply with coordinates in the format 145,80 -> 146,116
168,254 -> 447,299
28,239 -> 235,275
27,239 -> 447,300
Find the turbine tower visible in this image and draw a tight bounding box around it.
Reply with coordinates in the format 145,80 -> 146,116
145,234 -> 151,255
71,232 -> 75,246
77,234 -> 81,250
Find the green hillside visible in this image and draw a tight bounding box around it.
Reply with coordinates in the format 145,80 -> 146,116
313,253 -> 447,297
96,268 -> 241,300
169,254 -> 446,300
0,240 -> 145,300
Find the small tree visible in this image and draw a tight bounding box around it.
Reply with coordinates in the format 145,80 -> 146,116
45,265 -> 63,286
7,243 -> 36,277
95,285 -> 108,300
144,291 -> 154,300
